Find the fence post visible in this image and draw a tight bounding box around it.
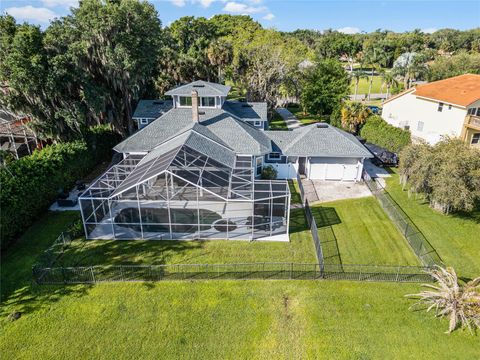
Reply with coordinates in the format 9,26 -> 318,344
290,262 -> 293,279
90,266 -> 96,283
395,266 -> 400,282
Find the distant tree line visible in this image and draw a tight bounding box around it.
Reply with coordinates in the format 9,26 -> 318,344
1,0 -> 479,140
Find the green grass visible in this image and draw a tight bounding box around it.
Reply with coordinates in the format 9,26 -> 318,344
51,208 -> 317,267
385,171 -> 480,279
2,210 -> 478,359
287,105 -> 328,126
269,110 -> 288,130
350,76 -> 383,95
311,197 -> 420,266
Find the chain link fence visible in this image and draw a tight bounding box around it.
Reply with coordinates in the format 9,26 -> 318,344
363,171 -> 442,267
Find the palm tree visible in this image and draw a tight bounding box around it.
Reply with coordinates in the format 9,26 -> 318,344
350,69 -> 368,101
407,266 -> 480,334
380,71 -> 399,99
340,102 -> 371,134
207,39 -> 233,83
365,47 -> 388,100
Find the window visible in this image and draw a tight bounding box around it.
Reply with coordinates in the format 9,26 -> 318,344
468,108 -> 474,115
448,104 -> 452,110
417,121 -> 424,132
254,121 -> 262,127
437,102 -> 444,112
256,157 -> 262,176
179,96 -> 192,107
477,108 -> 480,116
472,133 -> 480,144
200,97 -> 215,107
268,152 -> 281,160
140,119 -> 149,125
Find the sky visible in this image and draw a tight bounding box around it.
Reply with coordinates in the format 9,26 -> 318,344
1,0 -> 479,33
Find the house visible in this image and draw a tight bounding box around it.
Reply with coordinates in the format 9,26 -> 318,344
132,100 -> 172,129
381,74 -> 480,146
0,109 -> 40,159
79,81 -> 370,242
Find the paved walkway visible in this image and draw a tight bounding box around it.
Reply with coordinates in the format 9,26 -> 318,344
348,93 -> 387,101
301,179 -> 319,203
276,108 -> 301,130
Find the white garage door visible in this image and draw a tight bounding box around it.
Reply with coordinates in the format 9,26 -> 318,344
309,157 -> 359,181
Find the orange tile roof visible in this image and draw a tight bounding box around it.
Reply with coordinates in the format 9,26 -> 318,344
413,74 -> 480,107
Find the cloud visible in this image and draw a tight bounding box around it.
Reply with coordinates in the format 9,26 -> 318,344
263,13 -> 275,21
421,27 -> 438,34
223,2 -> 267,14
170,0 -> 186,7
5,6 -> 57,24
194,0 -> 216,7
42,0 -> 78,7
337,26 -> 361,34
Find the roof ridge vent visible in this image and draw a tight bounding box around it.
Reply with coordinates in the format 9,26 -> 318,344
316,123 -> 329,128
193,84 -> 205,88
241,104 -> 253,107
153,101 -> 164,104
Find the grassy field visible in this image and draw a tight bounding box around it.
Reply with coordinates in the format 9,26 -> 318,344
269,110 -> 288,130
286,105 -> 328,126
56,208 -> 316,266
385,171 -> 480,279
350,76 -> 383,95
2,207 -> 478,359
311,197 -> 420,266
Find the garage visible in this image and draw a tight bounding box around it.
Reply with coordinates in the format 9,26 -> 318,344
308,157 -> 362,181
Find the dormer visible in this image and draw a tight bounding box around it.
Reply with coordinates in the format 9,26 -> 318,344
165,80 -> 231,109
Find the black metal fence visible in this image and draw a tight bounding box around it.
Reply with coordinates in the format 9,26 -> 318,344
32,176 -> 433,285
363,171 -> 442,267
33,262 -> 432,284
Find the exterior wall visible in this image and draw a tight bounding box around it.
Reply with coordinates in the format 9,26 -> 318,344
133,117 -> 155,130
382,92 -> 467,144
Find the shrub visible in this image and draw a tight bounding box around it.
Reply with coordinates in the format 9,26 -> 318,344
261,165 -> 278,180
0,125 -> 119,250
360,115 -> 411,153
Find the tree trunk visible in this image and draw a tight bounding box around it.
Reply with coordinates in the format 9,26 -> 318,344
354,79 -> 359,101
368,68 -> 374,100
386,85 -> 390,99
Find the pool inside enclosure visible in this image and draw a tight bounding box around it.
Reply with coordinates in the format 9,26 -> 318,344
79,145 -> 291,241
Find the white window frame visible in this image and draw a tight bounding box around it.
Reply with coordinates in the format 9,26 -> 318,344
472,133 -> 480,144
437,102 -> 444,112
417,121 -> 424,132
140,119 -> 149,125
254,120 -> 262,127
268,152 -> 281,160
178,96 -> 192,107
200,97 -> 216,108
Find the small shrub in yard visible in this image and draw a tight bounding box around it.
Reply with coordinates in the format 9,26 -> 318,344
406,266 -> 480,334
360,115 -> 411,153
261,165 -> 278,180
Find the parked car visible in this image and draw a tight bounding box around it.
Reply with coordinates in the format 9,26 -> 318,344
367,105 -> 382,114
364,142 -> 398,167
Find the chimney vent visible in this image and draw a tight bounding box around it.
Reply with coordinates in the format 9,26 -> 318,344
191,90 -> 199,122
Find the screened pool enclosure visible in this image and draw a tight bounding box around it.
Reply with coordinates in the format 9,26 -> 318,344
79,140 -> 291,241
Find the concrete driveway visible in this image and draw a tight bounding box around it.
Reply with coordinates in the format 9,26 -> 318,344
312,180 -> 372,203
363,159 -> 391,187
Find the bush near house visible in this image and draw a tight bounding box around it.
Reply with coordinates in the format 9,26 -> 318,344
360,115 -> 411,153
0,125 -> 119,250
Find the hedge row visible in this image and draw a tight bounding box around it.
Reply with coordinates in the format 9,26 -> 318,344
360,115 -> 411,153
0,125 -> 120,250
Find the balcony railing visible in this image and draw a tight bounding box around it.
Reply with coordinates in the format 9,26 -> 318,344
465,115 -> 480,128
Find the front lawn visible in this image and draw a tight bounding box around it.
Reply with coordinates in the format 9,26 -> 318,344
385,171 -> 480,279
269,110 -> 288,130
1,209 -> 478,359
311,197 -> 420,266
287,105 -> 328,126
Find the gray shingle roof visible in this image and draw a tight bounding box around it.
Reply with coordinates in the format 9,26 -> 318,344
114,108 -> 271,156
132,100 -> 172,119
265,124 -> 373,158
223,101 -> 267,122
165,80 -> 231,97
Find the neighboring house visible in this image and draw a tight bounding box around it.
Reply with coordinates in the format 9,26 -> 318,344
382,74 -> 480,146
79,81 -> 370,242
0,109 -> 40,159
